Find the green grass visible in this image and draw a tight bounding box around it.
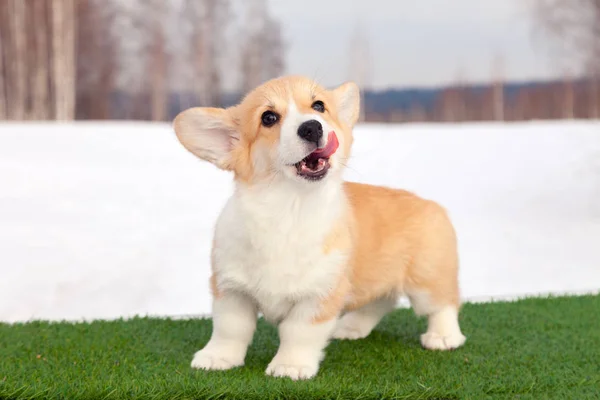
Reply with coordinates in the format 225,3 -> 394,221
1,295 -> 599,400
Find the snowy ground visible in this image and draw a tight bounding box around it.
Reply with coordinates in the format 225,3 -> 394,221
1,120 -> 599,323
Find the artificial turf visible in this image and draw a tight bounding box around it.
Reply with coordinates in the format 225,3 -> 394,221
0,295 -> 599,400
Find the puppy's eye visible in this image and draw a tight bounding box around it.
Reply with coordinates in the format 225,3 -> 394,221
261,111 -> 279,127
311,100 -> 325,113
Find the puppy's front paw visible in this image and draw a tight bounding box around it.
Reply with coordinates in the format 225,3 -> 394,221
266,362 -> 318,381
420,332 -> 466,351
266,354 -> 319,380
191,349 -> 243,371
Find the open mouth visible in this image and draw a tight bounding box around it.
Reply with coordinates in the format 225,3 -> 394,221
294,131 -> 339,181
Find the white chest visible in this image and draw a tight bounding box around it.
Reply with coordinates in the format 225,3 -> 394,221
211,181 -> 349,322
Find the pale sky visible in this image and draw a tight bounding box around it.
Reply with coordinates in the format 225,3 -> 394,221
269,0 -> 560,89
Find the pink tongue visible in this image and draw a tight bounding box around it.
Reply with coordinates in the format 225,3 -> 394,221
310,131 -> 339,158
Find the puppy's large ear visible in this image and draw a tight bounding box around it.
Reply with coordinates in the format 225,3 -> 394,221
173,107 -> 239,170
333,82 -> 360,127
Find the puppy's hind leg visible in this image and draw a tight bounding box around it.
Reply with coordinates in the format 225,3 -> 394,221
332,296 -> 397,340
419,304 -> 466,350
408,288 -> 466,351
407,211 -> 467,351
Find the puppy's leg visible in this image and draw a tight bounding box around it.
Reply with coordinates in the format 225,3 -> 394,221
419,305 -> 466,350
332,296 -> 397,340
191,291 -> 257,370
408,289 -> 466,351
266,301 -> 338,380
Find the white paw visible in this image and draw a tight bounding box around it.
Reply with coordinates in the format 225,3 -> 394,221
266,361 -> 318,380
331,315 -> 374,340
266,352 -> 320,380
190,349 -> 243,371
420,332 -> 466,351
331,324 -> 370,340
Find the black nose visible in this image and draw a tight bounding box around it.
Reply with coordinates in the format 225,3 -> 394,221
297,120 -> 323,145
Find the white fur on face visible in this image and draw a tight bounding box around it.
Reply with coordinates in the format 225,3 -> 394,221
277,99 -> 330,170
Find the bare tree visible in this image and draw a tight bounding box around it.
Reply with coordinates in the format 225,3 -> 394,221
118,0 -> 174,121
31,0 -> 50,119
51,0 -> 76,120
0,0 -> 284,121
563,68 -> 575,119
51,0 -> 65,119
183,0 -> 205,108
263,17 -> 285,80
533,0 -> 600,76
76,0 -> 117,120
491,54 -> 505,121
64,0 -> 76,120
240,0 -> 285,92
590,74 -> 600,118
0,0 -> 77,121
201,0 -> 222,107
438,67 -> 468,123
5,0 -> 27,119
0,3 -> 6,120
148,1 -> 168,121
113,0 -> 170,121
185,0 -> 231,107
240,0 -> 264,93
348,24 -> 370,122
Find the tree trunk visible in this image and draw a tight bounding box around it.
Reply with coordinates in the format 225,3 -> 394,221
492,82 -> 505,121
204,0 -> 220,107
51,0 -> 64,119
64,0 -> 75,120
150,29 -> 167,121
563,73 -> 574,119
0,4 -> 6,120
7,0 -> 27,119
32,0 -> 50,119
51,0 -> 75,120
590,75 -> 599,119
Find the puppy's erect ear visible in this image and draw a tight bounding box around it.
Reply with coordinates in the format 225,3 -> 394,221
173,107 -> 239,170
333,82 -> 360,127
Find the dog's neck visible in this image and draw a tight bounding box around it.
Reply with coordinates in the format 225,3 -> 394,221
232,174 -> 347,221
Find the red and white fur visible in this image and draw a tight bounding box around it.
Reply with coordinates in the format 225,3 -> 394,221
173,76 -> 466,381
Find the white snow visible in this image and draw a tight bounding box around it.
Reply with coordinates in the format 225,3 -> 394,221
1,120 -> 599,323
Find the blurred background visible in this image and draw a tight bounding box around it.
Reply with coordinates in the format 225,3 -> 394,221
0,0 -> 598,123
1,0 -> 599,323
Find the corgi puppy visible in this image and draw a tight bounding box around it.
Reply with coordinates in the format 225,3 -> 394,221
173,76 -> 466,381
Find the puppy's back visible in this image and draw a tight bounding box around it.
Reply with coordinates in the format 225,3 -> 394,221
343,181 -> 459,310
